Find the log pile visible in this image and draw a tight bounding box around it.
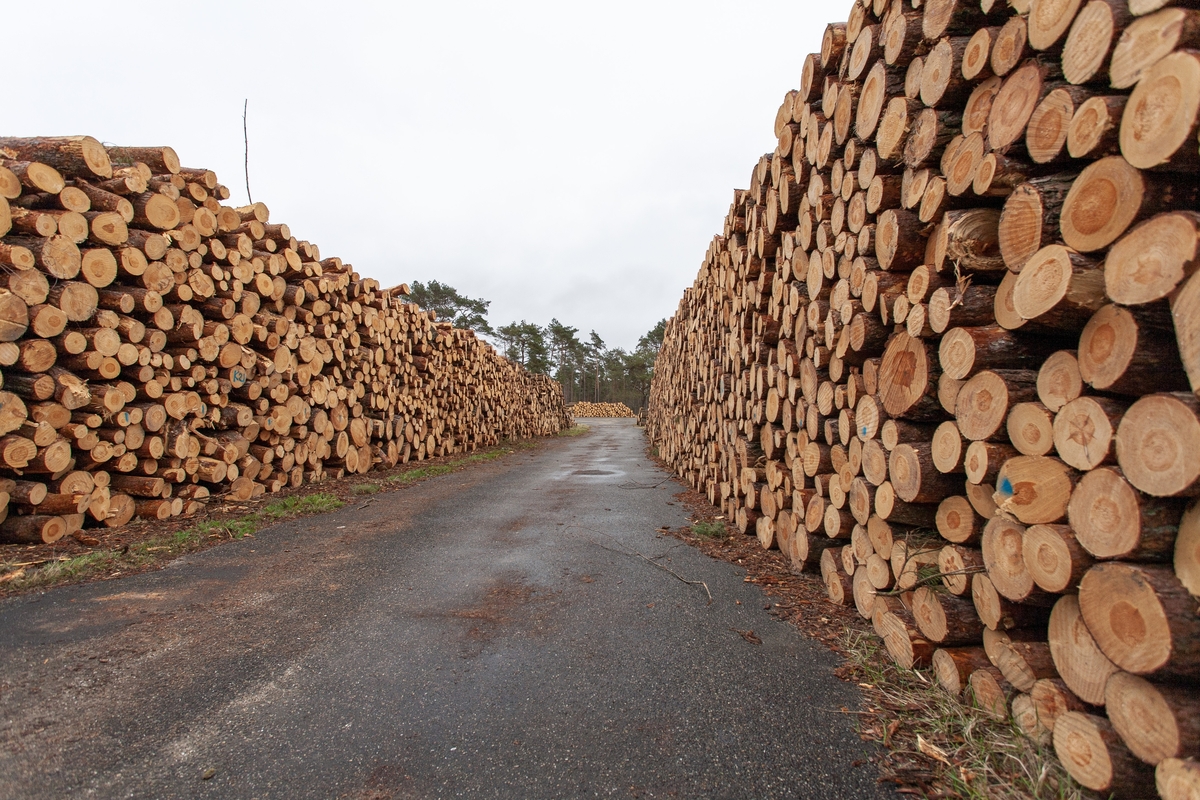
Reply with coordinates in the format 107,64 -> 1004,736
0,136 -> 569,543
569,401 -> 635,418
646,1 -> 1200,795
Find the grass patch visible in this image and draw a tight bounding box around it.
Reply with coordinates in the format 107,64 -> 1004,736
1,492 -> 350,593
261,493 -> 344,518
388,465 -> 453,482
691,520 -> 727,539
557,424 -> 590,437
839,629 -> 1085,800
351,483 -> 380,495
459,449 -> 509,464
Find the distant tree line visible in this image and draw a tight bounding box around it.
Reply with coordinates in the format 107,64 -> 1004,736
404,280 -> 664,411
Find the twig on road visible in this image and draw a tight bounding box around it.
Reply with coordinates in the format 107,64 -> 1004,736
632,550 -> 713,604
617,478 -> 673,490
569,525 -> 713,605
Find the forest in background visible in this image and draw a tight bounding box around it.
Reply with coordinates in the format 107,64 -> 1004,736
403,281 -> 664,411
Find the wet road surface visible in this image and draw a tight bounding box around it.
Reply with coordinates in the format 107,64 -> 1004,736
0,419 -> 890,799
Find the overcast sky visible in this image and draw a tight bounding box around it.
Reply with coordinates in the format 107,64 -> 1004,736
11,1 -> 827,351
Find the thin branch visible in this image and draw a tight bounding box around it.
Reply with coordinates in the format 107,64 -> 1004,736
633,550 -> 713,604
243,99 -> 252,204
571,525 -> 713,605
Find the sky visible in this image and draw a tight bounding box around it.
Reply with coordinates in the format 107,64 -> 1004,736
10,1 -> 827,352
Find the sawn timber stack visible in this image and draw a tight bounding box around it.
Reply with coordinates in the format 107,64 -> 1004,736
646,1 -> 1200,797
0,136 -> 569,544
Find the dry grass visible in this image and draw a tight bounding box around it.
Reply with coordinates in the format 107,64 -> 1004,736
837,629 -> 1094,800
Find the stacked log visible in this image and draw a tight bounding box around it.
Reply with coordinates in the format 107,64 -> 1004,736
570,401 -> 635,418
646,1 -> 1200,796
0,136 -> 569,543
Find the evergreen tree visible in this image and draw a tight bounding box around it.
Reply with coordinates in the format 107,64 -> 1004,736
404,280 -> 493,335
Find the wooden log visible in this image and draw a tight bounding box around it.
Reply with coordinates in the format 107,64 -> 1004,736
1023,523 -> 1095,594
1053,712 -> 1156,798
1052,396 -> 1125,471
969,666 -> 1013,720
1007,402 -> 1055,458
1048,593 -> 1119,705
1067,95 -> 1127,159
1067,467 -> 1182,563
1011,245 -> 1105,330
912,585 -> 986,644
1035,351 -> 1082,414
933,645 -> 993,695
0,136 -> 112,179
1113,8 -> 1200,85
993,454 -> 1078,525
1061,156 -> 1200,253
937,495 -> 986,544
1061,0 -> 1131,86
877,606 -> 937,669
1078,304 -> 1188,396
876,332 -> 942,421
1028,0 -> 1085,50
955,369 -> 1038,442
1078,563 -> 1200,679
0,513 -> 66,544
1031,677 -> 1088,733
1106,671 -> 1200,765
997,174 -> 1077,272
1104,212 -> 1200,307
1115,392 -> 1200,497
889,442 -> 963,503
939,325 -> 1055,381
1158,759 -> 1200,800
981,514 -> 1043,604
1119,50 -> 1200,171
988,59 -> 1060,152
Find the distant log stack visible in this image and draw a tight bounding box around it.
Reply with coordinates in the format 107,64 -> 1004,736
646,0 -> 1200,796
0,136 -> 569,544
570,401 -> 635,418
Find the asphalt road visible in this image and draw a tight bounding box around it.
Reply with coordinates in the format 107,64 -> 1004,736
0,419 -> 891,799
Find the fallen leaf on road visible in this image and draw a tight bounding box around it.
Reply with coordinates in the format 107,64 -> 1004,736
732,628 -> 761,645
